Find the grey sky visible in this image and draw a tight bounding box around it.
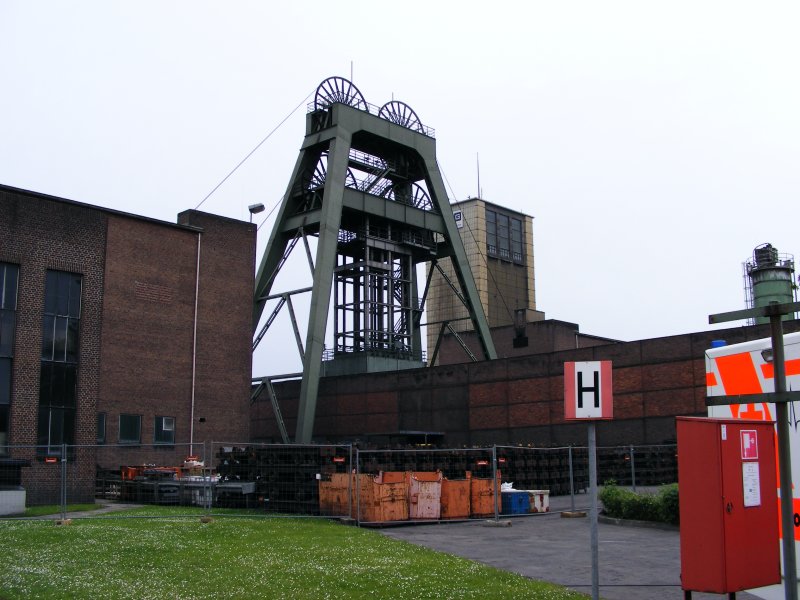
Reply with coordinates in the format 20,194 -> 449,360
2,1 -> 798,376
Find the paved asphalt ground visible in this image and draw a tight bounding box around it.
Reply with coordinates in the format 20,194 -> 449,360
380,491 -> 762,600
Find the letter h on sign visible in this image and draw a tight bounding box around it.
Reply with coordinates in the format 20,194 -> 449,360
564,361 -> 613,420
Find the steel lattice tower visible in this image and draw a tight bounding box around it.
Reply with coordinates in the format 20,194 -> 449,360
253,77 -> 496,443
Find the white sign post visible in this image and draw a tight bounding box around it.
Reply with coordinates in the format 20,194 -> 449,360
565,361 -> 613,600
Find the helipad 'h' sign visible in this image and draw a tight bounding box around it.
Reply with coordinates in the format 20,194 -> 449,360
564,361 -> 613,420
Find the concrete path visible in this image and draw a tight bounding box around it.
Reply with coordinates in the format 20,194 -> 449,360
380,492 -> 760,600
10,499 -> 145,521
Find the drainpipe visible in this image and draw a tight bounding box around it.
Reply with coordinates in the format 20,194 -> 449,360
190,232 -> 201,455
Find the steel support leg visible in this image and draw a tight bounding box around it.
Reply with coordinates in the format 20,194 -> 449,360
295,134 -> 351,443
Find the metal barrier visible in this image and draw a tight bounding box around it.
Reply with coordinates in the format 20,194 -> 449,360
0,442 -> 676,522
1,443 -> 212,518
355,447 -> 500,523
212,442 -> 353,516
596,444 -> 678,490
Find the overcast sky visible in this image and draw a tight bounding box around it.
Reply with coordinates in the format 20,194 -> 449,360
2,1 -> 798,376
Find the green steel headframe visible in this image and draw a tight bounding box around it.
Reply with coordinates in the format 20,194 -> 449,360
253,77 -> 496,443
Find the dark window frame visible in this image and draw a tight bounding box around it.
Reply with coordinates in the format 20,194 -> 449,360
97,412 -> 106,445
154,415 -> 175,445
38,270 -> 81,453
0,263 -> 19,455
119,414 -> 142,445
0,404 -> 8,456
0,263 -> 19,312
486,209 -> 525,265
0,358 -> 10,405
510,218 -> 524,263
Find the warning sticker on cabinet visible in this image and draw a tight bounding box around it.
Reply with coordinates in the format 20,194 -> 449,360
743,461 -> 761,507
741,430 -> 758,460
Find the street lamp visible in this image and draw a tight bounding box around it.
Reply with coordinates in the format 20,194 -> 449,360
248,203 -> 265,223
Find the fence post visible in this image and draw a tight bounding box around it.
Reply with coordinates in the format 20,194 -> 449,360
492,446 -> 499,522
630,445 -> 636,492
355,447 -> 361,526
347,444 -> 353,521
205,441 -> 212,516
568,445 -> 576,512
61,443 -> 67,520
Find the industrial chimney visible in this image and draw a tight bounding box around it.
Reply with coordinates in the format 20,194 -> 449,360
743,243 -> 798,324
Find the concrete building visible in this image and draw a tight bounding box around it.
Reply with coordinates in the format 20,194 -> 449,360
425,198 -> 544,364
0,185 -> 254,503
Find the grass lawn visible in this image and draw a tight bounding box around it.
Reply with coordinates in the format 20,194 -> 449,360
1,506 -> 587,599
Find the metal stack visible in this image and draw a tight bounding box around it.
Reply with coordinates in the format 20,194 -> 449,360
216,444 -> 349,514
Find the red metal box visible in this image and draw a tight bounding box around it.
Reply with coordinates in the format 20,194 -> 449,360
677,417 -> 780,594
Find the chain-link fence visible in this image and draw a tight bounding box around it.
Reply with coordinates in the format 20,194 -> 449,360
0,442 -> 676,523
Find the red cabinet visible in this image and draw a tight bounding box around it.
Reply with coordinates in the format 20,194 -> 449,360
677,417 -> 780,594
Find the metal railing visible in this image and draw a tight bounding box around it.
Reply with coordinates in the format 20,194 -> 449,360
307,101 -> 436,138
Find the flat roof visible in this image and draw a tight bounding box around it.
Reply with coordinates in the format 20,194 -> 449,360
1,183 -> 204,233
450,196 -> 534,220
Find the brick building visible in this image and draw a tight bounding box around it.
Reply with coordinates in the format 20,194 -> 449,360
436,318 -> 620,366
0,185 -> 254,503
253,320 -> 800,446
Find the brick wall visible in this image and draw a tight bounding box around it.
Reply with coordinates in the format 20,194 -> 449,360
254,320 -> 800,447
95,214 -> 199,466
177,210 -> 254,444
95,210 -> 254,467
0,187 -> 106,503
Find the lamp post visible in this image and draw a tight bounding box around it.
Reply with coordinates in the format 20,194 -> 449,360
248,203 -> 265,223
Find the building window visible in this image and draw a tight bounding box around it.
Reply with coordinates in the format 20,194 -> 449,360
486,210 -> 497,255
1,263 -> 19,455
96,412 -> 106,444
119,414 -> 141,444
485,209 -> 524,265
511,218 -> 523,263
497,212 -> 510,260
154,416 -> 175,445
0,359 -> 11,406
38,270 -> 81,453
0,399 -> 8,456
0,263 -> 18,356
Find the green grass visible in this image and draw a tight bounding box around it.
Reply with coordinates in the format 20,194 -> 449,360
19,503 -> 99,518
1,506 -> 587,599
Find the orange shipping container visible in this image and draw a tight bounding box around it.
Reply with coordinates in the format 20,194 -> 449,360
355,471 -> 409,523
469,470 -> 501,517
441,473 -> 471,519
318,473 -> 352,517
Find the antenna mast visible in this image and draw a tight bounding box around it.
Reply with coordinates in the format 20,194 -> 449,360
476,153 -> 481,199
